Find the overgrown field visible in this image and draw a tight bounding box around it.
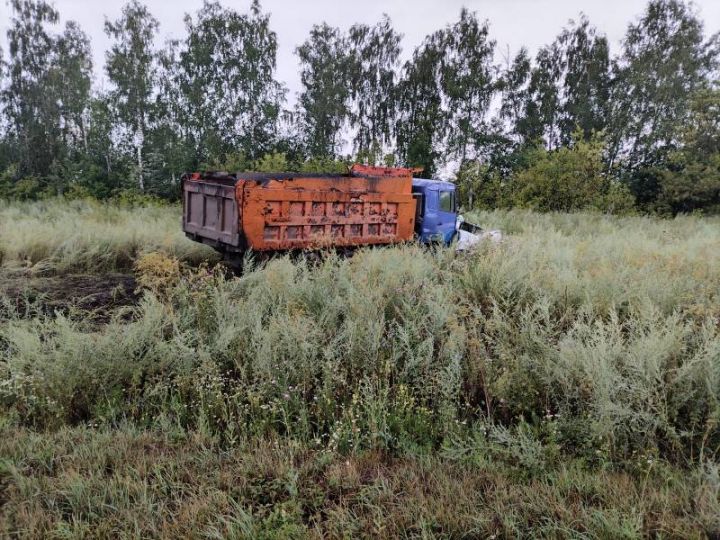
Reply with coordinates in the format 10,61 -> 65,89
1,200 -> 720,538
0,199 -> 216,273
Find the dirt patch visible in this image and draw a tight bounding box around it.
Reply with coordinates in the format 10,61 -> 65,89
0,270 -> 139,321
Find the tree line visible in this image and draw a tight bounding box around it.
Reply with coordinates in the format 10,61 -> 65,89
0,0 -> 718,214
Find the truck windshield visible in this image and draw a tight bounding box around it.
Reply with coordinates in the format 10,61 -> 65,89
439,190 -> 455,213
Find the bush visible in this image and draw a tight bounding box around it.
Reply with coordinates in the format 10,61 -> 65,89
511,135 -> 635,213
253,151 -> 289,172
296,156 -> 350,174
455,162 -> 511,210
655,153 -> 720,215
134,252 -> 182,298
455,135 -> 636,214
10,176 -> 43,200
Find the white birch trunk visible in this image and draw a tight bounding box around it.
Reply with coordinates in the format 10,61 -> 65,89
135,110 -> 145,191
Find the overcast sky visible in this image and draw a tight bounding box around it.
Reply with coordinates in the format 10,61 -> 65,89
2,0 -> 719,105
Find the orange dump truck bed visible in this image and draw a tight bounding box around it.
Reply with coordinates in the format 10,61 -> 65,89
182,165 -> 419,253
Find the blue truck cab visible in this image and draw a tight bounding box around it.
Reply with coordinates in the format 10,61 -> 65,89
412,178 -> 458,245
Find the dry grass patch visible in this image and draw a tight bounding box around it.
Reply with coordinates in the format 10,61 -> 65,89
1,426 -> 718,539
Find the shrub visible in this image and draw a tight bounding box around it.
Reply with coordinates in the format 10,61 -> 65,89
456,135 -> 636,214
455,162 -> 511,210
134,252 -> 182,298
655,153 -> 720,215
10,176 -> 43,201
296,156 -> 350,174
253,151 -> 289,172
511,135 -> 634,213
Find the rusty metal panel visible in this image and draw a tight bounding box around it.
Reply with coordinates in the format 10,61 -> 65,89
240,174 -> 416,251
181,167 -> 419,253
182,178 -> 241,246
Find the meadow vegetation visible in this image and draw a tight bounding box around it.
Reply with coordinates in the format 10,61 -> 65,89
0,199 -> 216,273
1,201 -> 720,538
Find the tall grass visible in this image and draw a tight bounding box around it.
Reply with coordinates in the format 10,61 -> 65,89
1,210 -> 719,462
467,209 -> 720,316
0,198 -> 216,272
1,201 -> 720,536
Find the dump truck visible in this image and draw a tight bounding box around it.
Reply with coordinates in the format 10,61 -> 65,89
181,164 -> 498,259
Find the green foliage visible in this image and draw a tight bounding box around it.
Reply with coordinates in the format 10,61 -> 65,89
9,176 -> 42,200
104,0 -> 159,192
455,162 -> 507,210
458,135 -> 635,214
395,33 -> 446,176
1,201 -> 720,534
347,16 -> 402,154
2,0 -> 94,191
556,17 -> 611,144
253,151 -> 289,172
654,88 -> 720,214
0,164 -> 18,191
608,0 -> 718,171
442,9 -> 497,163
175,1 -> 284,164
353,139 -> 384,166
498,16 -> 611,151
0,0 -> 719,212
511,135 -> 634,213
655,154 -> 720,215
295,24 -> 352,157
3,0 -> 59,177
199,151 -> 349,175
211,151 -> 249,173
2,202 -> 720,467
295,156 -> 350,174
52,22 -> 93,153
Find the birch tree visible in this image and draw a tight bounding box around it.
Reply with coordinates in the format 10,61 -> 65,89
104,0 -> 159,191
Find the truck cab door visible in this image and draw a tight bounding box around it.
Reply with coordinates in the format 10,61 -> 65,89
413,188 -> 457,245
435,189 -> 458,245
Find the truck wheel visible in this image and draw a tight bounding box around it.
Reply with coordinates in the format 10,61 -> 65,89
221,251 -> 244,274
